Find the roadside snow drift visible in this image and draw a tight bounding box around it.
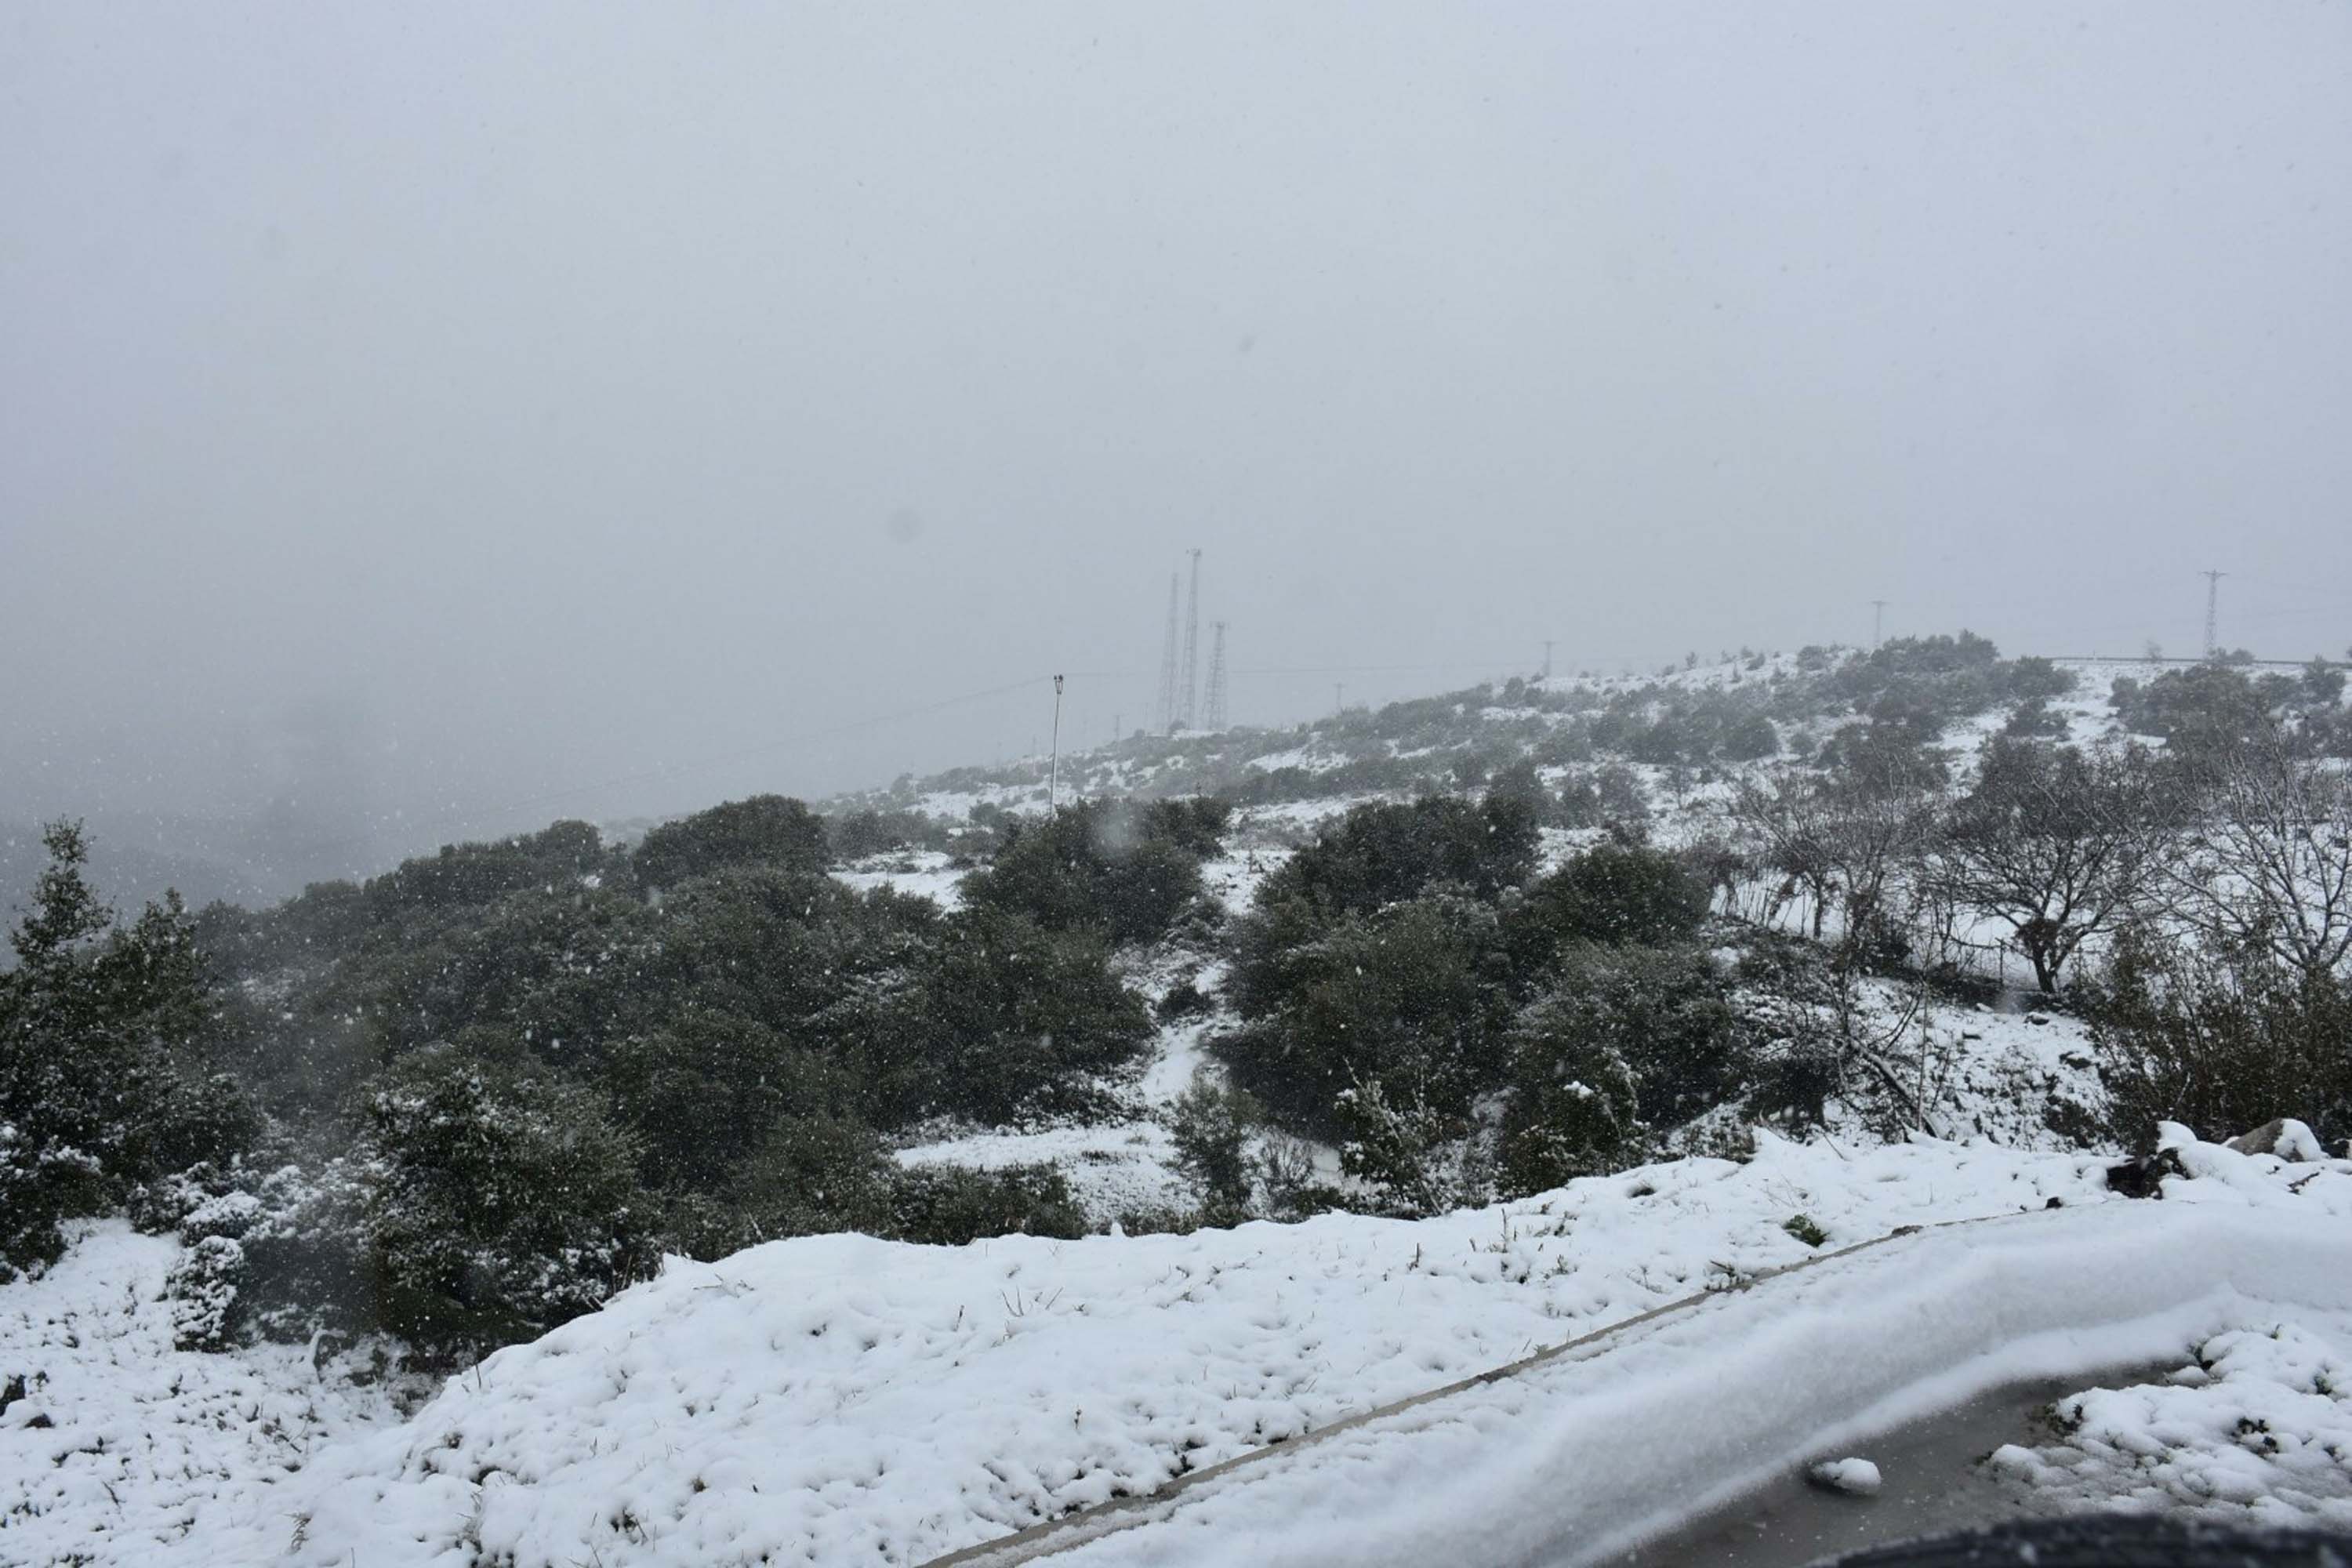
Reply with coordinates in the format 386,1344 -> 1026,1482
7,1129 -> 2343,1567
227,1131 -> 2344,1568
1012,1199 -> 2352,1567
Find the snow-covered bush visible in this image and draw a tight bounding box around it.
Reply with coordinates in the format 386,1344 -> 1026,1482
1254,1131 -> 1332,1221
235,1160 -> 379,1343
908,908 -> 1154,1123
1500,993 -> 1645,1195
0,822 -> 257,1280
1335,1070 -> 1461,1218
1511,840 -> 1711,952
163,1234 -> 246,1351
959,797 -> 1229,946
1167,1069 -> 1261,1225
2086,927 -> 2352,1152
358,1042 -> 658,1360
143,1159 -> 377,1348
884,1163 -> 1086,1245
1543,945 -> 1752,1130
1227,891 -> 1515,1131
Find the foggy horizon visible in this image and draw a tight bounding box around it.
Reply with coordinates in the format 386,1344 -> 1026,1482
7,2 -> 2350,887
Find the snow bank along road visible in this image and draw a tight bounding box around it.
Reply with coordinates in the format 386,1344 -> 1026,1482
5,1127 -> 2345,1566
940,1137 -> 2352,1567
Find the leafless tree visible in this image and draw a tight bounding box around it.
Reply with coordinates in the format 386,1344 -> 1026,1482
1817,772 -> 1944,963
1730,767 -> 1941,956
2165,736 -> 2352,983
1729,774 -> 1837,938
1932,739 -> 2171,993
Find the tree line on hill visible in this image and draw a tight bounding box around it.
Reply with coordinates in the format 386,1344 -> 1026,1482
0,795 -> 1225,1363
2,636 -> 2345,1367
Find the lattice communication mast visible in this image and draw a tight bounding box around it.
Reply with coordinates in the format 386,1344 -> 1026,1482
1153,572 -> 1180,733
1203,621 -> 1229,731
1178,549 -> 1203,731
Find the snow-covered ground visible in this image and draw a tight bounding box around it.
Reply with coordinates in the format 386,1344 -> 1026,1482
1010,1143 -> 2352,1567
8,1127 -> 2335,1566
895,1123 -> 1189,1221
0,1225 -> 411,1567
1991,1315 -> 2352,1528
834,848 -> 968,909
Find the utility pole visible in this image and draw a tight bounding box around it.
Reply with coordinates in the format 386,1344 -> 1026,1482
1179,548 -> 1203,729
1542,640 -> 1555,681
1334,681 -> 1345,717
2202,569 -> 2226,659
1047,675 -> 1065,811
1870,600 -> 1887,651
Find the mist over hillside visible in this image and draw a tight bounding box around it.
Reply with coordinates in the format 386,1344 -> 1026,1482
8,3 -> 2352,1562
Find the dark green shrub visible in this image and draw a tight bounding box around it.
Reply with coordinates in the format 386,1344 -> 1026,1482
603,1011 -> 858,1192
1499,989 -> 1645,1196
0,823 -> 250,1278
1156,975 -> 1210,1022
885,1163 -> 1087,1245
911,908 -> 1153,1122
1227,891 -> 1515,1129
727,1114 -> 895,1244
1513,841 -> 1711,956
364,821 -> 615,916
2108,665 -> 2275,762
2085,930 -> 2352,1152
2003,696 -> 2069,737
2004,657 -> 2077,704
1530,946 -> 1751,1129
635,794 -> 830,889
960,798 -> 1223,946
1485,761 -> 1559,828
1168,1069 -> 1261,1224
1334,1069 -> 1461,1217
1555,764 -> 1651,832
1249,796 -> 1537,927
1721,712 -> 1780,760
357,1040 -> 657,1359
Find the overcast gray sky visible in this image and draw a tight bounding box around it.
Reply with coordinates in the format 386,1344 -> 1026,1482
5,2 -> 2349,884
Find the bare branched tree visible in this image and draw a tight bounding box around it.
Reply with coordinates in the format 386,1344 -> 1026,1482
1817,771 -> 1944,966
1933,739 -> 2171,993
1730,765 -> 1942,959
1729,774 -> 1837,938
2165,736 -> 2352,983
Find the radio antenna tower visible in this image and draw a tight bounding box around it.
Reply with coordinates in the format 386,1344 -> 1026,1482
1153,573 -> 1181,733
1203,621 -> 1229,731
1178,549 -> 1203,730
2202,569 -> 2226,659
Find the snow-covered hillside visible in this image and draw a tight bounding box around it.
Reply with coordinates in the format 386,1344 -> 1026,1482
8,1127 -> 2346,1566
0,1226 -> 411,1566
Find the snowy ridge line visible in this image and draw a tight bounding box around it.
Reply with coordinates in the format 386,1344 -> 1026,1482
924,1199 -> 2352,1568
916,1207 -> 2007,1568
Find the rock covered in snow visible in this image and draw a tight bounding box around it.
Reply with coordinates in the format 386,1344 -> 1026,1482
1809,1456 -> 1884,1495
2227,1118 -> 2328,1163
